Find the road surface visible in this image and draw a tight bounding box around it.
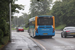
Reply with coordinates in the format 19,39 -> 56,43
3,30 -> 75,50
32,33 -> 75,50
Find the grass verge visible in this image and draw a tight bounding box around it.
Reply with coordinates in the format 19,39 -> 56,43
23,27 -> 29,30
55,25 -> 66,30
2,36 -> 9,44
11,28 -> 16,30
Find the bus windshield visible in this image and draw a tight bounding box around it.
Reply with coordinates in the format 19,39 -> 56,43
37,17 -> 53,25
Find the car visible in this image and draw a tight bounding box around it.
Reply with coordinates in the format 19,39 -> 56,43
16,27 -> 24,32
61,27 -> 75,38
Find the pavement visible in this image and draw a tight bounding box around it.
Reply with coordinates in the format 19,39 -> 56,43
2,31 -> 42,50
2,30 -> 63,50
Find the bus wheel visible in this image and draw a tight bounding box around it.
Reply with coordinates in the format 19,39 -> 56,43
32,33 -> 36,38
29,33 -> 32,37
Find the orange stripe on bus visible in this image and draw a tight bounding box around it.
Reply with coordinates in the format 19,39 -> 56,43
35,16 -> 38,30
53,16 -> 55,29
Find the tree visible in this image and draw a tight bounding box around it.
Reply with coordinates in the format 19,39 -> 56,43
12,16 -> 18,26
51,1 -> 63,26
0,0 -> 24,45
30,0 -> 52,17
51,0 -> 75,26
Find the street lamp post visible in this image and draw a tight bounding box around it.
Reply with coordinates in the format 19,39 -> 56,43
9,0 -> 12,42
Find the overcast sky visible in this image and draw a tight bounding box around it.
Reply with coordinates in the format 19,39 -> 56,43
14,0 -> 56,17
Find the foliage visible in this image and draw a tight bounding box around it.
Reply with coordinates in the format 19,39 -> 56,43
0,29 -> 3,39
2,36 -> 9,45
12,0 -> 75,30
0,0 -> 9,21
51,0 -> 75,27
55,24 -> 66,30
30,0 -> 52,17
12,16 -> 18,26
12,14 -> 28,27
0,18 -> 9,45
12,4 -> 24,14
23,27 -> 29,30
0,0 -> 24,46
20,0 -> 53,28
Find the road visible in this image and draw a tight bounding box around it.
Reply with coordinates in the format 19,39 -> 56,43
32,33 -> 75,50
3,30 -> 75,50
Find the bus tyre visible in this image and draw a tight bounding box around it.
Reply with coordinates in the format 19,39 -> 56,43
32,33 -> 35,38
29,33 -> 32,37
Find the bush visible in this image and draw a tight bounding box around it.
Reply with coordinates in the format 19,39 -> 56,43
0,18 -> 9,37
0,18 -> 9,45
4,23 -> 9,36
0,29 -> 3,45
0,18 -> 6,36
0,29 -> 3,38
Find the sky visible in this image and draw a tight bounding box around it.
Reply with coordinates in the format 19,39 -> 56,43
14,0 -> 56,17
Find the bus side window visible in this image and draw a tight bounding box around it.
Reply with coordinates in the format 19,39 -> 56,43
32,21 -> 35,28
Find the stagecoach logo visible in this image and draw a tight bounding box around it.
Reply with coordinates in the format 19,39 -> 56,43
42,29 -> 49,30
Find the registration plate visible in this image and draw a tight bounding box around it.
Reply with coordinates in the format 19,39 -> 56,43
71,33 -> 75,34
43,33 -> 48,35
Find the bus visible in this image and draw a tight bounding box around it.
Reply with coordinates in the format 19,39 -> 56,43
27,15 -> 55,38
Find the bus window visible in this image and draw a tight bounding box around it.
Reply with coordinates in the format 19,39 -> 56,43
29,21 -> 35,28
32,21 -> 35,24
37,17 -> 53,25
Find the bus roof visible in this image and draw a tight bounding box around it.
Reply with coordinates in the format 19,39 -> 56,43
29,17 -> 35,22
29,15 -> 53,22
38,15 -> 53,17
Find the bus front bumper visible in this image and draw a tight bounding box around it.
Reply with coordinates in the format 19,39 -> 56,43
35,32 -> 55,36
